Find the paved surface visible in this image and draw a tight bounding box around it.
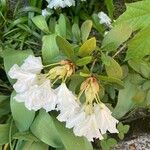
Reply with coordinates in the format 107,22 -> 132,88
113,133 -> 150,150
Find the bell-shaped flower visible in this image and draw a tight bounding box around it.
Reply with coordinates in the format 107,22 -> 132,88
8,64 -> 37,93
65,108 -> 86,129
98,11 -> 111,26
14,80 -> 57,112
21,55 -> 43,74
94,103 -> 119,134
55,83 -> 79,121
73,114 -> 103,141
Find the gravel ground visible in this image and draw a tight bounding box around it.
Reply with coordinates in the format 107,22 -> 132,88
113,133 -> 150,150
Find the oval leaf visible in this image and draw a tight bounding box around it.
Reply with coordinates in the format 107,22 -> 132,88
76,56 -> 92,66
78,37 -> 96,57
81,20 -> 92,42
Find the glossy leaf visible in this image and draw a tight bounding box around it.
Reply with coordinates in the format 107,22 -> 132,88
76,56 -> 92,66
78,37 -> 96,57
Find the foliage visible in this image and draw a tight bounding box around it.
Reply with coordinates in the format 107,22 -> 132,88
0,0 -> 150,150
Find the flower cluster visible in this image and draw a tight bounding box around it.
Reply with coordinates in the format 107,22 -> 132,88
8,55 -> 119,141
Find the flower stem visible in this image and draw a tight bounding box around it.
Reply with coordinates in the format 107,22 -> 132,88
44,62 -> 60,68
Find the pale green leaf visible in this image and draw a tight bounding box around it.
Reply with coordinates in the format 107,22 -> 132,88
42,34 -> 59,64
126,27 -> 150,60
104,56 -> 123,79
115,0 -> 150,30
113,76 -> 137,119
76,56 -> 92,66
32,15 -> 49,34
102,23 -> 132,52
30,110 -> 63,148
81,20 -> 93,42
11,91 -> 35,131
78,37 -> 96,57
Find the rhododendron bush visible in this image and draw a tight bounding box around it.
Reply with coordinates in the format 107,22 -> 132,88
0,0 -> 150,150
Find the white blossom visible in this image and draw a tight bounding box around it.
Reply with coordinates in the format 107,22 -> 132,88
14,80 -> 57,112
55,83 -> 80,122
73,113 -> 103,141
47,0 -> 75,9
94,103 -> 119,134
8,64 -> 37,93
21,55 -> 43,74
98,11 -> 111,26
42,9 -> 51,17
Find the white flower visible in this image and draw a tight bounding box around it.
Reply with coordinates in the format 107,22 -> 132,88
14,80 -> 57,112
98,11 -> 111,26
8,64 -> 37,93
42,9 -> 51,17
55,83 -> 78,111
47,0 -> 75,9
73,114 -> 103,141
21,55 -> 43,74
94,103 -> 119,134
65,108 -> 86,128
55,83 -> 80,122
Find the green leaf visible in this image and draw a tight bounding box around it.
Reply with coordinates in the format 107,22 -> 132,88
78,37 -> 96,57
104,0 -> 114,18
115,0 -> 150,30
76,56 -> 92,66
42,34 -> 59,64
72,23 -> 81,42
100,138 -> 117,150
56,36 -> 74,59
3,49 -> 33,85
104,56 -> 123,79
11,91 -> 35,131
22,141 -> 48,150
0,124 -> 9,145
32,15 -> 50,34
102,23 -> 132,52
55,14 -> 66,38
117,123 -> 130,140
113,76 -> 137,119
31,110 -> 93,150
126,27 -> 150,60
98,75 -> 124,89
81,20 -> 93,42
13,131 -> 39,142
30,110 -> 63,148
